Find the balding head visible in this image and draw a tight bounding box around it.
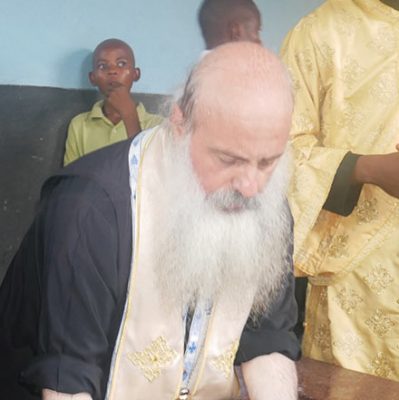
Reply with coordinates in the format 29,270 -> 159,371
179,42 -> 292,132
172,42 -> 293,198
198,0 -> 261,49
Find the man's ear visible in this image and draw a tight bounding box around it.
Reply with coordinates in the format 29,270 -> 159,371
89,71 -> 96,87
133,67 -> 141,82
228,20 -> 243,41
169,104 -> 185,136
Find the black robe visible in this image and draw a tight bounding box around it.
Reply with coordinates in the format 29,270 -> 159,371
0,138 -> 300,400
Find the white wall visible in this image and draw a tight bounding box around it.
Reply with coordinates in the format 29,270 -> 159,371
0,0 -> 323,94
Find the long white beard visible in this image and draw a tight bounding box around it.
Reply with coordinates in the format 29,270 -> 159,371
154,130 -> 293,319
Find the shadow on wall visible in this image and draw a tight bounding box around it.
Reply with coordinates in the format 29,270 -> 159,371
0,85 -> 169,283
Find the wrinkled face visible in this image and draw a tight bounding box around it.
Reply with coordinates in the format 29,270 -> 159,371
89,44 -> 139,95
189,100 -> 291,207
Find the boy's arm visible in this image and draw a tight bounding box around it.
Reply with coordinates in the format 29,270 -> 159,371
106,83 -> 141,138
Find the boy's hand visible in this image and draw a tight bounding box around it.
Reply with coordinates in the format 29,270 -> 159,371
106,82 -> 137,119
106,82 -> 141,138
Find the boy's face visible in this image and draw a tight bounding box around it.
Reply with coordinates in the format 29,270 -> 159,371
89,44 -> 140,96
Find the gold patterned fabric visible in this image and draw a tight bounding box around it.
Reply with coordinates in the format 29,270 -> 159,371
282,0 -> 399,380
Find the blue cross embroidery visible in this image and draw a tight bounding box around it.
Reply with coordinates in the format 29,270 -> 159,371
133,135 -> 141,147
188,342 -> 197,353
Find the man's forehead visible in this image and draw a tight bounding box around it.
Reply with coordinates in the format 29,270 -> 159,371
196,46 -> 283,93
196,101 -> 290,142
195,76 -> 281,122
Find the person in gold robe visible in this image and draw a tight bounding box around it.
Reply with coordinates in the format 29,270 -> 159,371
281,0 -> 399,381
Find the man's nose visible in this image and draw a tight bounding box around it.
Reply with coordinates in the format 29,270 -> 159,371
232,167 -> 262,198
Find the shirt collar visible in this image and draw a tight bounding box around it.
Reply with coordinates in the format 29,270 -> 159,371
88,100 -> 144,122
89,100 -> 106,120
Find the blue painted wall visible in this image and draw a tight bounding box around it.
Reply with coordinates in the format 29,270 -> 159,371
0,0 -> 323,94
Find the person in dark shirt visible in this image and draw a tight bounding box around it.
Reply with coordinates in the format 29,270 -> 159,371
0,43 -> 300,400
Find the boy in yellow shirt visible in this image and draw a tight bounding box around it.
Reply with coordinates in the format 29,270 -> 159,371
64,38 -> 163,165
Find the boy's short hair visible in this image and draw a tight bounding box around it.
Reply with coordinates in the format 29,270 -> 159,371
92,38 -> 135,69
198,0 -> 260,47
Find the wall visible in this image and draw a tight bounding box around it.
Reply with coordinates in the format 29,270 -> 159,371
0,0 -> 323,94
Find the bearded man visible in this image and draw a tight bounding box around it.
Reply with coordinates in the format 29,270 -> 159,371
0,43 -> 300,400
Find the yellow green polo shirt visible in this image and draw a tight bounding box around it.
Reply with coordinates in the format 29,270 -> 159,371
64,100 -> 163,165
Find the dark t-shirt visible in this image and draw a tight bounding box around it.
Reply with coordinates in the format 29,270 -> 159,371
0,139 -> 300,400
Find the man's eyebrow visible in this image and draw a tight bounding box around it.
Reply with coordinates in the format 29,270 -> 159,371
212,148 -> 283,163
260,153 -> 283,163
212,149 -> 248,162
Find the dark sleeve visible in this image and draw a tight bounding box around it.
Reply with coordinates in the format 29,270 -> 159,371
235,273 -> 300,364
322,152 -> 363,216
20,177 -> 121,399
235,210 -> 301,365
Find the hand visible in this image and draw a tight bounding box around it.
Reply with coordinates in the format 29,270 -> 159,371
42,389 -> 92,399
353,151 -> 399,199
106,82 -> 137,119
105,82 -> 141,137
241,354 -> 298,400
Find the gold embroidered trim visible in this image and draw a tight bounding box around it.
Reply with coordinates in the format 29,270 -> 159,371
369,70 -> 398,104
365,309 -> 396,337
367,352 -> 394,379
355,198 -> 379,224
363,266 -> 393,294
334,288 -> 364,314
321,233 -> 350,259
211,340 -> 239,379
313,323 -> 332,354
332,331 -> 363,358
342,58 -> 366,89
128,336 -> 178,382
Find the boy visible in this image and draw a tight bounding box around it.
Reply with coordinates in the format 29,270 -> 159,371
198,0 -> 262,50
64,38 -> 163,165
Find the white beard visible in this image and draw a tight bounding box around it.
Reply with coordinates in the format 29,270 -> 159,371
154,129 -> 293,319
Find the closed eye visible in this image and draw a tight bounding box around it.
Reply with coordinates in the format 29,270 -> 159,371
218,155 -> 240,166
258,156 -> 279,170
258,159 -> 274,170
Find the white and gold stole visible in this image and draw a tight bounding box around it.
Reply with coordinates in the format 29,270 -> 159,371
106,128 -> 253,400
